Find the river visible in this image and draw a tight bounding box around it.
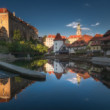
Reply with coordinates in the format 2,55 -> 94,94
0,59 -> 110,110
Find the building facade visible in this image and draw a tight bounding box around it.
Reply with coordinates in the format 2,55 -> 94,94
101,30 -> 110,56
54,33 -> 64,53
87,34 -> 103,54
69,35 -> 92,54
0,8 -> 38,41
44,35 -> 56,48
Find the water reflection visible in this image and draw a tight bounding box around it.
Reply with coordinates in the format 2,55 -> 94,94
0,75 -> 35,103
44,60 -> 110,88
0,59 -> 110,105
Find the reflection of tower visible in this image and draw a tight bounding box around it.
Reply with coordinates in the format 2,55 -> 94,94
76,23 -> 81,35
0,78 -> 11,102
77,74 -> 81,84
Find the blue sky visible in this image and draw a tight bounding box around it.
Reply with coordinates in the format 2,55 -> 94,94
0,0 -> 110,37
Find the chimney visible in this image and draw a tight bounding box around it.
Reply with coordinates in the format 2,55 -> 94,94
13,12 -> 15,16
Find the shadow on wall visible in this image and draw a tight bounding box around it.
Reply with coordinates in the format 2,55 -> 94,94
0,26 -> 8,41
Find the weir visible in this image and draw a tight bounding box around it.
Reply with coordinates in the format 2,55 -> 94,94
0,61 -> 46,79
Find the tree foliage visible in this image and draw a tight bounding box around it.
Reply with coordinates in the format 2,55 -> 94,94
13,30 -> 21,41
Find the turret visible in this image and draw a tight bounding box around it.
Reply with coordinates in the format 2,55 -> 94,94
76,23 -> 82,36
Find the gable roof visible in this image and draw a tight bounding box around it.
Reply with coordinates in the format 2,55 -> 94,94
79,35 -> 93,43
54,33 -> 63,41
90,34 -> 103,41
54,73 -> 62,79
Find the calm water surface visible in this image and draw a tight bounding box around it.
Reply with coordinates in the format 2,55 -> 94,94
0,59 -> 110,110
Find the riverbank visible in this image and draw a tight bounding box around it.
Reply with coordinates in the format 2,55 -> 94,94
45,54 -> 91,62
0,53 -> 17,62
0,61 -> 46,80
0,53 -> 32,62
0,53 -> 45,62
45,54 -> 110,66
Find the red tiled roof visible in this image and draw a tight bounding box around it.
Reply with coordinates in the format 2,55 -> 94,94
68,35 -> 81,39
62,36 -> 66,39
78,72 -> 90,79
48,71 -> 54,74
47,35 -> 56,38
54,73 -> 62,79
70,35 -> 92,47
47,35 -> 66,39
90,34 -> 103,41
94,34 -> 103,37
54,33 -> 63,41
79,35 -> 93,43
0,8 -> 8,13
68,69 -> 75,73
90,34 -> 103,46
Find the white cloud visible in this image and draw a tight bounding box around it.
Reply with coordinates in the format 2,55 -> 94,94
66,22 -> 79,28
66,21 -> 90,31
91,22 -> 100,26
82,27 -> 91,31
67,78 -> 78,84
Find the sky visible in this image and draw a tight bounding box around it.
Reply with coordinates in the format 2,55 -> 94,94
0,0 -> 110,37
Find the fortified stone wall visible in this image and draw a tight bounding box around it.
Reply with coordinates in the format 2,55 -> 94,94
0,8 -> 38,41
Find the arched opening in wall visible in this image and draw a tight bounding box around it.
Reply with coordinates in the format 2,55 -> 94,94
0,27 -> 8,41
0,78 -> 8,85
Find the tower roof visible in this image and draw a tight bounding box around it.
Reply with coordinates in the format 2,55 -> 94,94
54,33 -> 63,41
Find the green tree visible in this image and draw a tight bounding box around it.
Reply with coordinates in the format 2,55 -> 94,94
13,30 -> 21,41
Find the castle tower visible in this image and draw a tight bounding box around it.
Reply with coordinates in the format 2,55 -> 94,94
77,74 -> 81,84
76,23 -> 81,35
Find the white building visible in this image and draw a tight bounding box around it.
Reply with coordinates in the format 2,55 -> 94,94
54,61 -> 64,74
54,33 -> 64,53
44,62 -> 54,74
44,35 -> 56,48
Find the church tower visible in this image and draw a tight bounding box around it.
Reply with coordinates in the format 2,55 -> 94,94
76,23 -> 81,35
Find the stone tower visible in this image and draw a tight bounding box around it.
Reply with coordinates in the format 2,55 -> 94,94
76,23 -> 81,35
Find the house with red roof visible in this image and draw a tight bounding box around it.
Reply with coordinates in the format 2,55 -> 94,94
69,35 -> 92,54
87,34 -> 103,55
67,35 -> 81,44
101,30 -> 110,56
54,33 -> 69,54
44,35 -> 56,48
44,34 -> 66,48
